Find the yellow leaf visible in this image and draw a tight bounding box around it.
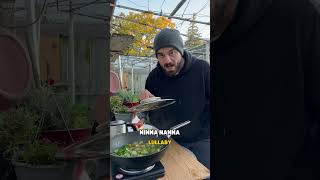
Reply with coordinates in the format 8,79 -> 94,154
112,12 -> 175,56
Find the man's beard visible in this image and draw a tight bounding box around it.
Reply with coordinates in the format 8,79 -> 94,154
163,60 -> 183,76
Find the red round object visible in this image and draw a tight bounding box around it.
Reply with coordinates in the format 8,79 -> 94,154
123,101 -> 139,108
0,28 -> 33,110
48,78 -> 55,85
38,128 -> 92,148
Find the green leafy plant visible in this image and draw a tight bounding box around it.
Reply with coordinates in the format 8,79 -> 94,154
23,87 -> 92,130
118,90 -> 140,103
0,107 -> 37,156
110,95 -> 129,114
69,104 -> 90,129
22,87 -> 63,130
19,140 -> 59,165
0,107 -> 59,165
0,87 -> 91,166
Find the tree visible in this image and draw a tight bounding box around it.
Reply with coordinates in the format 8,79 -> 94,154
185,14 -> 204,49
112,12 -> 176,56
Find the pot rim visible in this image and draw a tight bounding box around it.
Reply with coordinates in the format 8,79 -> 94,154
11,160 -> 66,169
40,128 -> 92,133
114,112 -> 131,115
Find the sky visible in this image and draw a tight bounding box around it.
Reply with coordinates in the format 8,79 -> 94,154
113,0 -> 210,41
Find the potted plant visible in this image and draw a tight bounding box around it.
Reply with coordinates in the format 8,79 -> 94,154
110,95 -> 132,122
37,103 -> 93,148
23,87 -> 93,147
117,90 -> 140,108
11,140 -> 68,180
0,107 -> 37,159
0,107 -> 71,180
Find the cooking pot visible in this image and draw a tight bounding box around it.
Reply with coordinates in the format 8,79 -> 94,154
110,121 -> 191,170
110,120 -> 137,139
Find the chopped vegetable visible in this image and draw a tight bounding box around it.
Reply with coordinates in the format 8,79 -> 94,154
114,141 -> 163,157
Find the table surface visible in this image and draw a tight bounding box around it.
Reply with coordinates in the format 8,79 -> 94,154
158,140 -> 210,180
104,140 -> 210,180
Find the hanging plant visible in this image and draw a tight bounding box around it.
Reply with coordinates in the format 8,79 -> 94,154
22,87 -> 92,130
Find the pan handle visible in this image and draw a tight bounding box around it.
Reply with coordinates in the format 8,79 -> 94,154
170,120 -> 191,131
167,120 -> 191,138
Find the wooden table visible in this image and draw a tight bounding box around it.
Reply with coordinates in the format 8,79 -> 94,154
159,140 -> 210,180
104,140 -> 210,180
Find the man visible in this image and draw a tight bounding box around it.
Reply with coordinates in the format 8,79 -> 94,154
213,0 -> 320,180
139,28 -> 210,169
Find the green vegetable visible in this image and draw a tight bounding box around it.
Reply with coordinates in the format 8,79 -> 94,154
114,141 -> 163,158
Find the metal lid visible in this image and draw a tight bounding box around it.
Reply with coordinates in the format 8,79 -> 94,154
128,98 -> 176,113
55,130 -> 109,160
140,97 -> 161,104
110,120 -> 126,126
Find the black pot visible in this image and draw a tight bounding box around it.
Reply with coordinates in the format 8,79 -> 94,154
110,131 -> 170,170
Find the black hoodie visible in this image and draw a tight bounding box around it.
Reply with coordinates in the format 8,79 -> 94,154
213,0 -> 320,180
145,50 -> 210,143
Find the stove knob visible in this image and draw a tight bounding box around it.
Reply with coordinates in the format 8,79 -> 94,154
116,173 -> 124,179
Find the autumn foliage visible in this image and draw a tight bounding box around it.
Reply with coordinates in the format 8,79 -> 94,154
112,12 -> 176,56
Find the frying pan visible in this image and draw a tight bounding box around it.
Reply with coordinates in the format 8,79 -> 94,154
110,121 -> 191,170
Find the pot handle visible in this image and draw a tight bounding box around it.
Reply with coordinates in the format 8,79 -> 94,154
167,120 -> 191,138
126,123 -> 137,132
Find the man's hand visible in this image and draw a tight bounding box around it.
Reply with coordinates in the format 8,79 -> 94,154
139,89 -> 155,100
131,112 -> 145,129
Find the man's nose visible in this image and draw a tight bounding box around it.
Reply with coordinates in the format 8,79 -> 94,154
163,55 -> 172,63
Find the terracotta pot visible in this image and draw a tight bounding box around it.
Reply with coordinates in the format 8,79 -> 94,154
38,128 -> 92,148
0,27 -> 33,110
110,71 -> 120,94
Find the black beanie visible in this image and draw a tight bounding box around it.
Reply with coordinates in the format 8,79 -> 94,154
154,28 -> 184,57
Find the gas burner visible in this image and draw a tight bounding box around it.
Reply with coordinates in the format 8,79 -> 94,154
112,162 -> 165,180
119,164 -> 155,175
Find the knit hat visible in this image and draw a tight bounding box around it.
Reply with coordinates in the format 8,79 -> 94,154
154,28 -> 184,57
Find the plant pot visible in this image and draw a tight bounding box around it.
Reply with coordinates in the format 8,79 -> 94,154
123,101 -> 139,108
38,128 -> 92,148
12,161 -> 73,180
114,113 -> 132,123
